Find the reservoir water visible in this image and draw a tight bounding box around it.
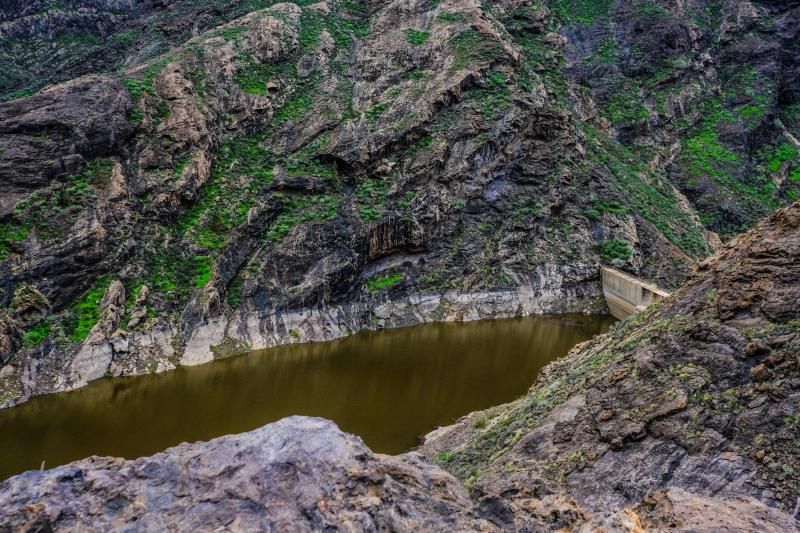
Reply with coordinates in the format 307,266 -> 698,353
0,314 -> 614,480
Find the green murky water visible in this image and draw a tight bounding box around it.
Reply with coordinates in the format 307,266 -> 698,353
0,314 -> 614,480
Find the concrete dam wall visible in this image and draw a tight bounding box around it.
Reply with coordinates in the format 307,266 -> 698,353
601,266 -> 671,320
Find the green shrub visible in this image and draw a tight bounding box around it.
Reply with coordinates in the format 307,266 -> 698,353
226,273 -> 244,308
551,0 -> 612,25
436,11 -> 467,23
789,166 -> 800,184
436,451 -> 454,463
585,198 -> 628,219
355,179 -> 389,220
266,194 -> 340,241
737,104 -> 764,123
603,85 -> 650,126
405,29 -> 430,45
403,69 -> 427,80
194,256 -> 213,288
0,223 -> 29,259
365,101 -> 391,124
596,37 -> 616,63
142,247 -> 196,297
23,321 -> 50,348
121,58 -> 171,123
409,135 -> 432,153
2,86 -> 37,102
153,100 -> 172,126
366,271 -> 403,292
116,30 -> 137,45
121,78 -> 145,122
724,67 -> 771,125
512,197 -> 540,219
184,65 -> 207,96
473,415 -> 489,429
683,110 -> 739,171
680,99 -> 779,231
69,278 -> 111,342
81,158 -> 115,189
763,143 -> 798,173
634,1 -> 668,16
464,71 -> 510,119
56,29 -> 101,47
217,25 -> 247,41
451,28 -> 504,70
274,90 -> 314,124
234,61 -> 274,95
598,239 -> 632,261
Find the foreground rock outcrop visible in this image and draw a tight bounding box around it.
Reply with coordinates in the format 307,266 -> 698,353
0,417 -> 491,531
1,416 -> 796,532
2,203 -> 800,530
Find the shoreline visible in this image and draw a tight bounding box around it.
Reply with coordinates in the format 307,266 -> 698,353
1,278 -> 607,409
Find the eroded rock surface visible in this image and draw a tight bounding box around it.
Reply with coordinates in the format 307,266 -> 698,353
0,417 -> 493,532
422,200 -> 800,530
0,416 -> 796,532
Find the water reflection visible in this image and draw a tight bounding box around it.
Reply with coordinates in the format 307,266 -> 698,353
0,314 -> 614,480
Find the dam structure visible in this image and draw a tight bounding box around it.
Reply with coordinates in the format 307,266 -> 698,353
601,266 -> 671,320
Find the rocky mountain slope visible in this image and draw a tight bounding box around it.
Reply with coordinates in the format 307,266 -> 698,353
422,199 -> 800,528
1,200 -> 799,530
1,0 -> 799,405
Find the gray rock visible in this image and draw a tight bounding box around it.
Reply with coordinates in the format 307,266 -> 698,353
85,280 -> 125,343
0,415 -> 796,532
0,311 -> 21,365
422,201 -> 800,530
0,416 -> 491,532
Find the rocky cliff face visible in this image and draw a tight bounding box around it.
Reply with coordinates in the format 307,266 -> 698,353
1,0 -> 799,405
1,207 -> 799,532
0,0 -> 307,100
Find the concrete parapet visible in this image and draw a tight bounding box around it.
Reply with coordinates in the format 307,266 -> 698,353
601,266 -> 671,320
